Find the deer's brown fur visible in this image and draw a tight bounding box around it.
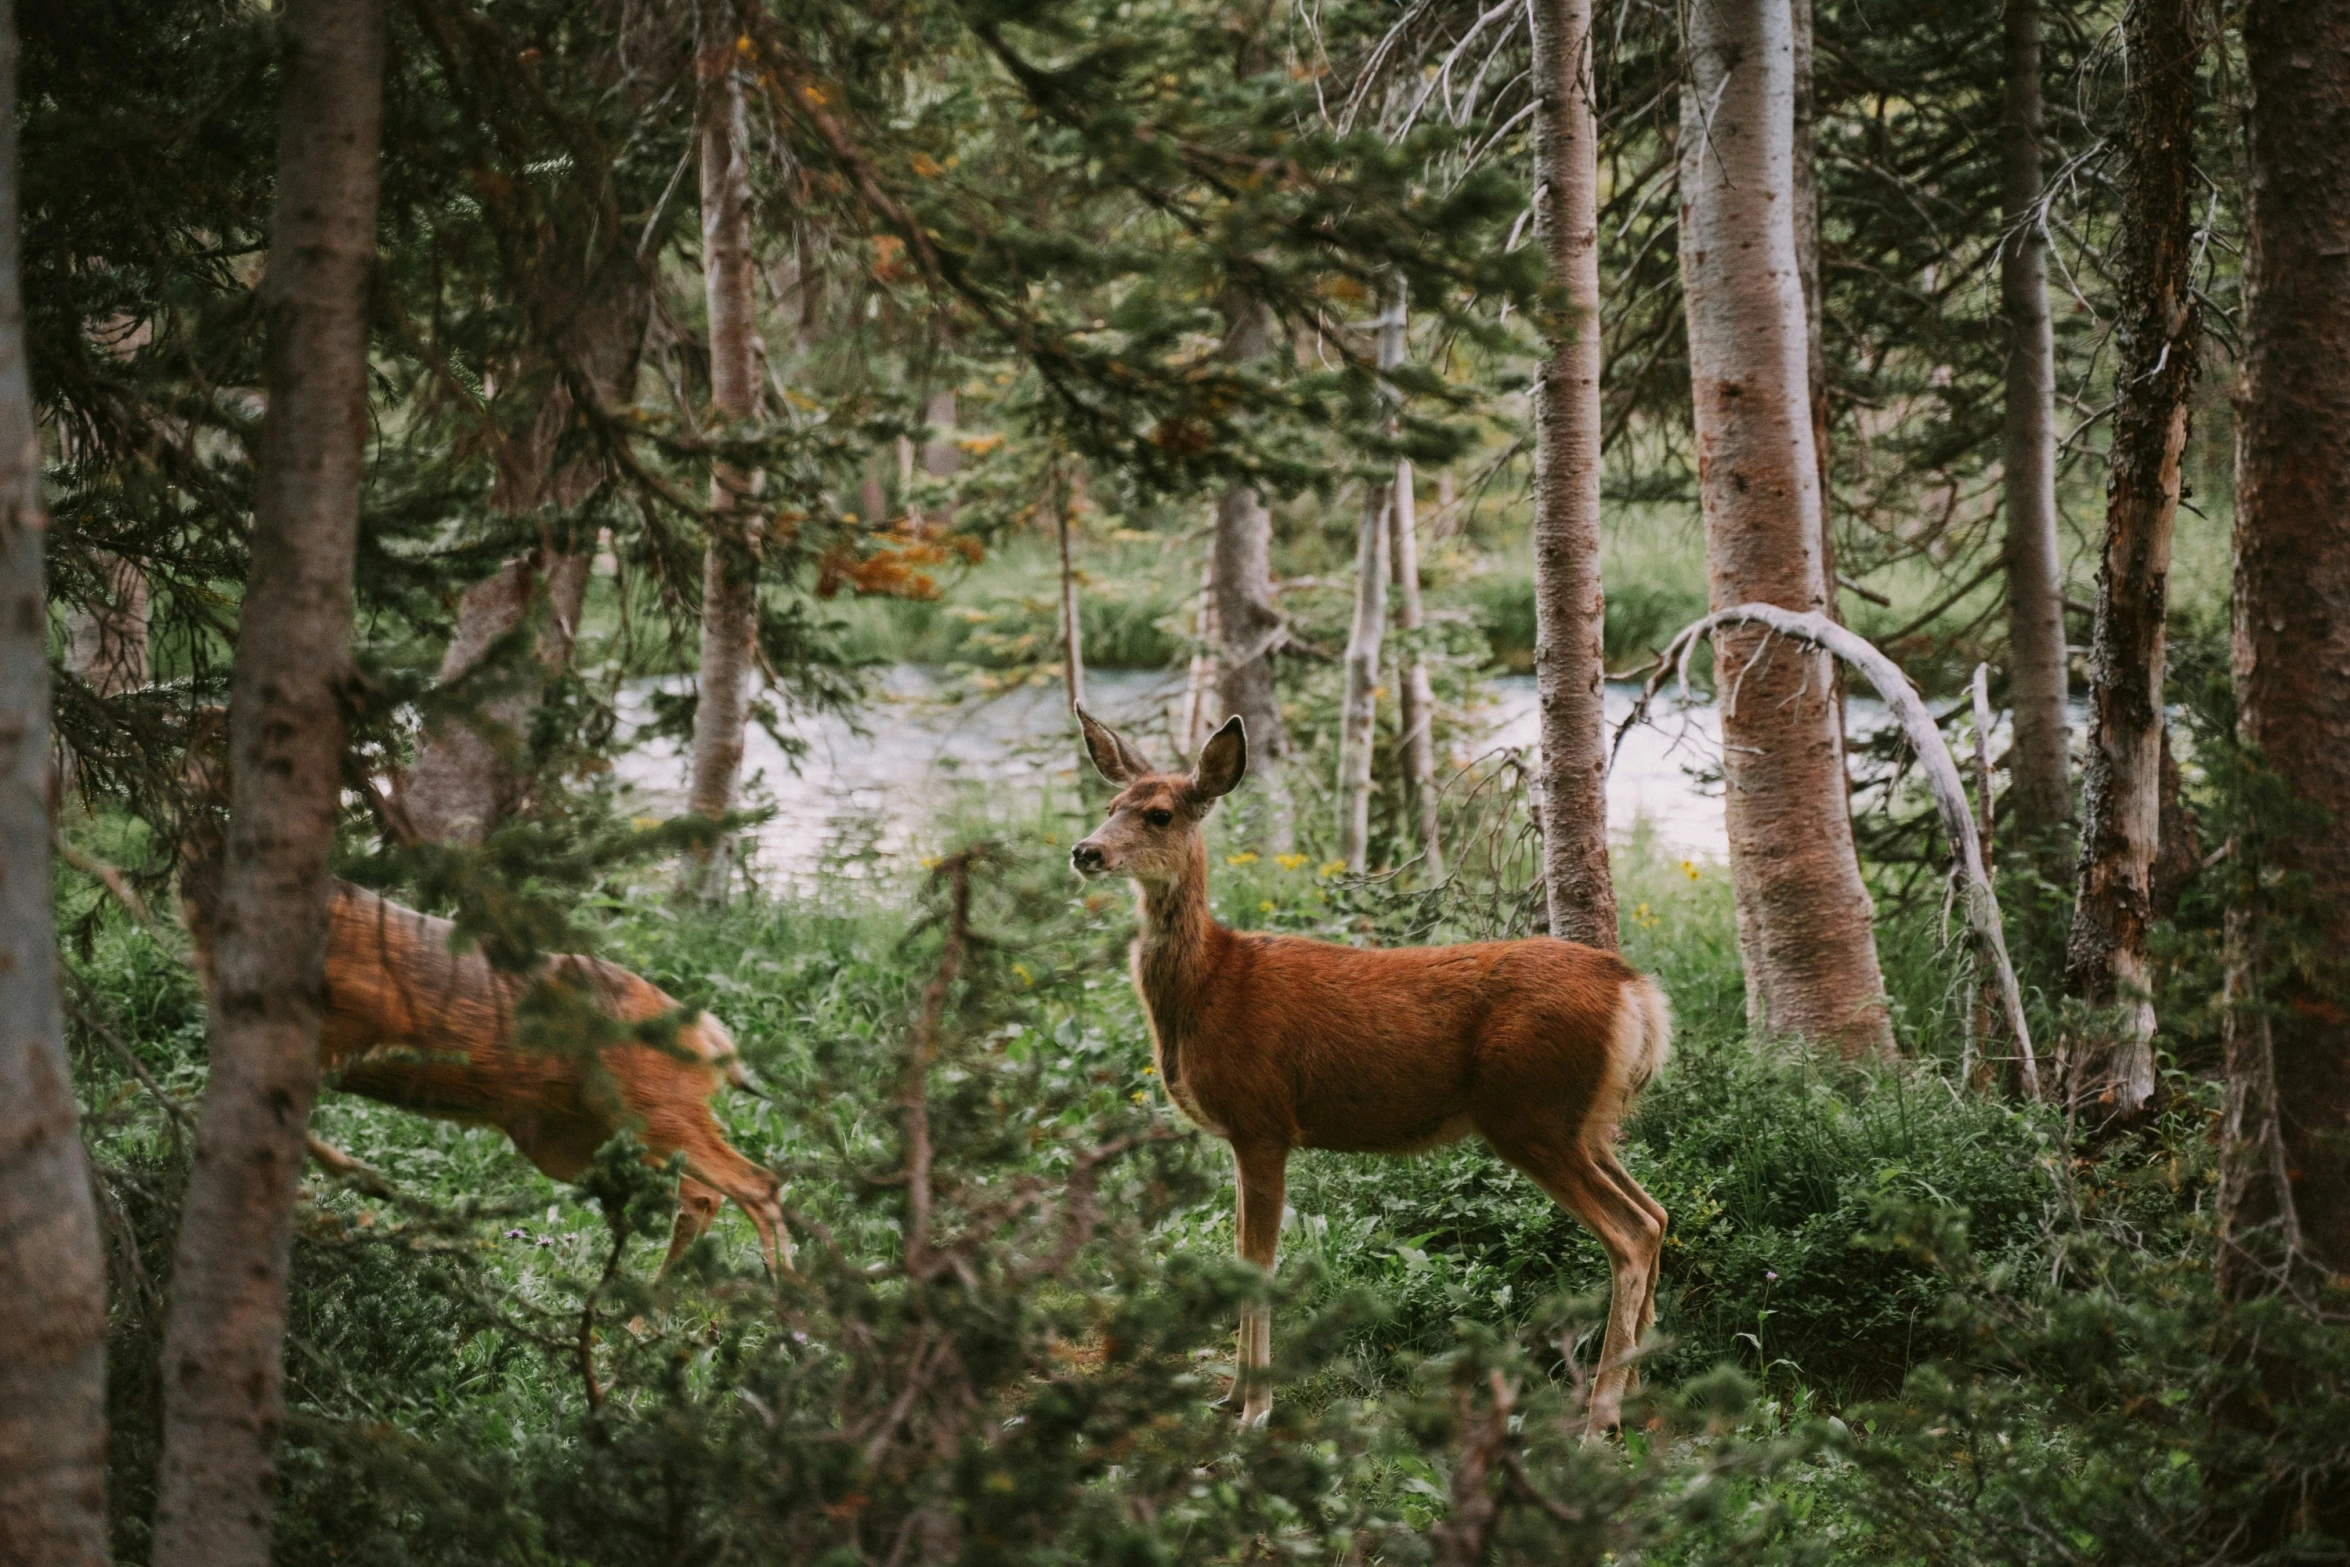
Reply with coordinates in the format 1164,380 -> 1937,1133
1071,709 -> 1669,1430
178,755 -> 788,1276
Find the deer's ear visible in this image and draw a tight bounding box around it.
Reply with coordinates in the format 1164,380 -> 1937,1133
1189,716 -> 1247,802
1076,706 -> 1153,784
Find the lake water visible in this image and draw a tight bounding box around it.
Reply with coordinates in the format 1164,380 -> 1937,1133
608,667 -> 1932,885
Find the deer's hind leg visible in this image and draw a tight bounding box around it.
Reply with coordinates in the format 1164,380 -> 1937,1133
1593,1146 -> 1667,1349
1481,1125 -> 1663,1436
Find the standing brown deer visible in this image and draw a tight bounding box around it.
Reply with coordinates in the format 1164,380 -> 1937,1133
1070,709 -> 1670,1430
177,769 -> 789,1277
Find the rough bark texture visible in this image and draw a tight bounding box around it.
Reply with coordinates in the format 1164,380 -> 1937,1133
2063,0 -> 2201,1123
66,550 -> 148,696
2219,0 -> 2350,1295
1211,298 -> 1292,852
1389,454 -> 1442,877
1999,0 -> 2072,840
401,549 -> 591,843
0,0 -> 111,1552
1678,0 -> 1890,1054
151,3 -> 383,1563
1336,300 -> 1399,873
1528,0 -> 1616,946
402,214 -> 649,844
684,33 -> 764,895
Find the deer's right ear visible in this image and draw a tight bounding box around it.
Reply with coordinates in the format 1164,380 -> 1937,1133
1076,706 -> 1153,785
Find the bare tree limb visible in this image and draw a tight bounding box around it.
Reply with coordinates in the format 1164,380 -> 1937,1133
1635,606 -> 2042,1096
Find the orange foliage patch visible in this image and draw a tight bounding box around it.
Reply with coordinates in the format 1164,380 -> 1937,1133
815,528 -> 983,600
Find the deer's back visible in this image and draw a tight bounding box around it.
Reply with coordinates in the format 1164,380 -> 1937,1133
1163,930 -> 1638,1154
319,885 -> 730,1181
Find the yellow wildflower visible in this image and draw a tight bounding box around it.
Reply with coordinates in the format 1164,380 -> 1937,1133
1275,852 -> 1310,870
1320,859 -> 1348,877
1226,851 -> 1259,867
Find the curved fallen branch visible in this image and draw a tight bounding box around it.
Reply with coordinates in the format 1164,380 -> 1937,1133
1625,605 -> 2041,1098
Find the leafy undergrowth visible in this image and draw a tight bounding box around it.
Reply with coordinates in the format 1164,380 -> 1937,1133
61,805 -> 2350,1564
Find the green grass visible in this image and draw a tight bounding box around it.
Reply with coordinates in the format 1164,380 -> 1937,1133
59,716 -> 2349,1562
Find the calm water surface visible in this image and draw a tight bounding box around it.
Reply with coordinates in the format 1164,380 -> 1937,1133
610,666 -> 1796,885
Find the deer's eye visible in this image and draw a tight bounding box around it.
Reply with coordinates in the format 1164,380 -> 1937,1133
1145,808 -> 1175,828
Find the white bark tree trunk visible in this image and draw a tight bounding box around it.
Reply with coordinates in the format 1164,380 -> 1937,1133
1679,0 -> 1892,1055
152,4 -> 384,1561
1182,556 -> 1217,756
1212,298 -> 1293,852
1336,296 -> 1403,872
1056,463 -> 1085,719
1528,0 -> 1616,946
0,1 -> 110,1550
2000,0 -> 2072,841
1390,452 -> 1442,878
683,27 -> 764,898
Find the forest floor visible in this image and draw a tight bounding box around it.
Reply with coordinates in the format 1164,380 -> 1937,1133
63,783 -> 2281,1564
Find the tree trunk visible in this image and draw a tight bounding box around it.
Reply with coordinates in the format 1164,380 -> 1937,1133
2000,0 -> 2071,842
2218,0 -> 2350,1295
918,386 -> 957,531
2062,0 -> 2202,1124
0,1 -> 110,1552
1336,298 -> 1401,873
1790,0 -> 1830,516
151,3 -> 383,1563
683,28 -> 764,898
1790,0 -> 1858,809
1055,463 -> 1086,724
1679,0 -> 1891,1054
1528,0 -> 1616,947
66,550 -> 148,696
1181,556 -> 1217,755
1390,453 -> 1442,878
1212,297 -> 1293,852
401,548 -> 590,843
401,248 -> 647,843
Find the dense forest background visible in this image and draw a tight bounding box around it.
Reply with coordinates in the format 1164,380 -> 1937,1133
2,0 -> 2347,1564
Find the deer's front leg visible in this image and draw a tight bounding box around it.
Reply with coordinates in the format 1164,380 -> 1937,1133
1232,1141 -> 1287,1427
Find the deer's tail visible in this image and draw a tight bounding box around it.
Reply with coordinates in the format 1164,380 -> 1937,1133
1617,975 -> 1674,1100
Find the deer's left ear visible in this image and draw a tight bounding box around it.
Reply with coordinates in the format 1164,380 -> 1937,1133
1189,716 -> 1247,802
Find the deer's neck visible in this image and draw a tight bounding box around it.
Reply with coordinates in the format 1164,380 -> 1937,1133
1132,850 -> 1220,1036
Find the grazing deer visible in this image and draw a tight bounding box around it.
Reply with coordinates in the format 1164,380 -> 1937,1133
1070,709 -> 1670,1431
177,760 -> 790,1278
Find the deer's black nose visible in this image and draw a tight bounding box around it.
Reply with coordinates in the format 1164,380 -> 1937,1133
1071,842 -> 1105,872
